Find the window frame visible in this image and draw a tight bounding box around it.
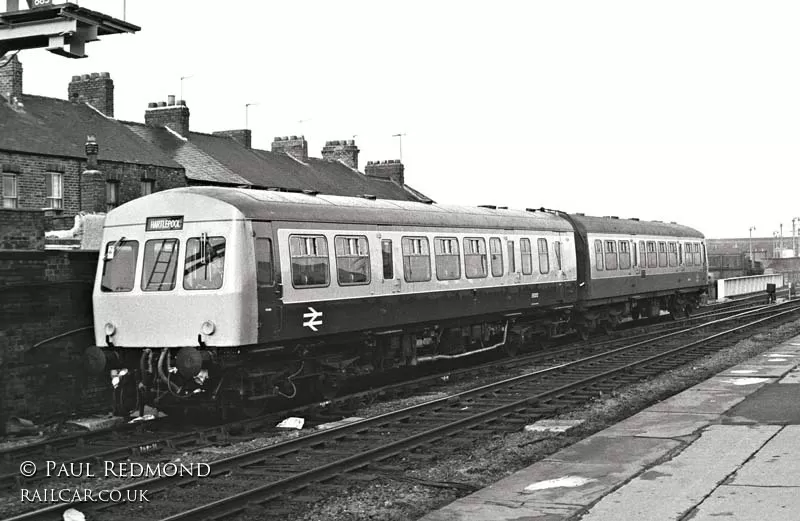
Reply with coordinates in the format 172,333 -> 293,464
289,234 -> 331,289
507,240 -> 516,273
646,241 -> 657,268
100,239 -> 139,293
520,238 -> 533,275
667,241 -> 678,267
382,239 -> 394,280
604,240 -> 618,270
464,237 -> 488,279
594,239 -> 604,271
2,173 -> 17,209
554,240 -> 562,271
537,238 -> 550,274
141,179 -> 155,197
255,237 -> 275,287
489,237 -> 504,277
106,180 -> 120,212
142,238 -> 180,292
334,235 -> 371,286
45,172 -> 63,209
619,240 -> 631,270
434,237 -> 461,281
657,241 -> 667,267
402,236 -> 432,282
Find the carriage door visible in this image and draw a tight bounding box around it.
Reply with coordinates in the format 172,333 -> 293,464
253,222 -> 282,338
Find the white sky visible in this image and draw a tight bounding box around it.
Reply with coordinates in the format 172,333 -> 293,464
15,0 -> 800,240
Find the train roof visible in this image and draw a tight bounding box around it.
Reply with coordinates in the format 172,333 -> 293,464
106,187 -> 574,232
569,214 -> 704,238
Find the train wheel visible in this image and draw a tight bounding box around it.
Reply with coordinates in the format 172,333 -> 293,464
503,332 -> 522,357
576,325 -> 590,341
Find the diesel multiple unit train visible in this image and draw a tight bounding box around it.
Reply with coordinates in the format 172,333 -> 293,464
86,187 -> 708,413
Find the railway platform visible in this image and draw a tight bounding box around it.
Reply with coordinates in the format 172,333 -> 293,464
419,335 -> 800,521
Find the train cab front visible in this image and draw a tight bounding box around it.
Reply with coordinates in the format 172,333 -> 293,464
84,190 -> 258,416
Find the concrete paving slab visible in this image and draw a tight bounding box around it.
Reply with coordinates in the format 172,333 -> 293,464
579,425 -> 779,521
419,437 -> 680,521
689,485 -> 800,521
646,386 -> 752,414
599,410 -> 716,439
717,363 -> 797,378
418,497 -> 580,521
778,368 -> 800,384
724,383 -> 800,424
729,425 -> 800,486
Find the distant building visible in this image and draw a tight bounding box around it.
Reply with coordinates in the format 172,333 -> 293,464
0,55 -> 430,249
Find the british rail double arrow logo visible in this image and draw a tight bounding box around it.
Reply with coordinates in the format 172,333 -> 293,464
303,307 -> 324,331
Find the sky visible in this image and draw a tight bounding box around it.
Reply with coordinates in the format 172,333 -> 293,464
13,0 -> 800,240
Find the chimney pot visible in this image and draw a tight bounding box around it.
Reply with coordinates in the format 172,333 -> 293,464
100,72 -> 110,78
81,74 -> 90,80
157,101 -> 166,107
147,102 -> 157,108
167,95 -> 175,106
90,72 -> 99,79
71,75 -> 81,81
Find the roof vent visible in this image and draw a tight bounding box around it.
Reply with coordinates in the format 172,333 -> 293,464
302,189 -> 319,196
497,206 -> 508,210
421,199 -> 434,205
670,221 -> 677,224
359,194 -> 377,200
525,208 -> 537,213
575,212 -> 585,216
630,217 -> 640,221
478,204 -> 497,210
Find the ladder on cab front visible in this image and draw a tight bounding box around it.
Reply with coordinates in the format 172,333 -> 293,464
146,241 -> 176,290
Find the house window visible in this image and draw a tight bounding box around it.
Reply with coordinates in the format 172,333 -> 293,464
2,173 -> 17,208
45,173 -> 63,209
106,180 -> 120,211
141,179 -> 155,196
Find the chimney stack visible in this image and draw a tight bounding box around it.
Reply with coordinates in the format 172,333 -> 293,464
81,134 -> 106,213
213,129 -> 252,149
0,53 -> 23,102
365,160 -> 405,185
68,72 -> 114,117
145,97 -> 190,137
321,139 -> 360,170
271,135 -> 308,162
85,134 -> 99,170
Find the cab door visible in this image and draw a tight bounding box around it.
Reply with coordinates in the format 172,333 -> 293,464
252,222 -> 282,339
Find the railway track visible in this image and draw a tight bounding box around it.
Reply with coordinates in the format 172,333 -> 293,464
0,297 -> 776,494
9,300 -> 800,521
0,297 -> 769,493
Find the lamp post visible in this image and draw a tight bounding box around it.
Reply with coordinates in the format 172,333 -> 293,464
749,226 -> 756,270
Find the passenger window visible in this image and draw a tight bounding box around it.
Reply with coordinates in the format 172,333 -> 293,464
490,237 -> 503,277
288,235 -> 329,288
701,243 -> 706,266
402,236 -> 431,282
184,236 -> 225,290
434,237 -> 461,280
508,240 -> 516,273
693,243 -> 701,266
538,238 -> 549,274
520,238 -> 533,275
647,241 -> 657,268
382,239 -> 393,279
668,242 -> 677,267
619,241 -> 631,269
101,239 -> 139,292
678,243 -> 683,265
142,239 -> 180,291
594,239 -> 604,271
255,238 -> 274,286
658,241 -> 667,267
335,235 -> 370,285
632,241 -> 638,267
464,237 -> 488,278
639,241 -> 646,267
554,241 -> 562,271
604,240 -> 618,270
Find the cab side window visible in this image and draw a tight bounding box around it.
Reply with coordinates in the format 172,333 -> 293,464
255,238 -> 274,286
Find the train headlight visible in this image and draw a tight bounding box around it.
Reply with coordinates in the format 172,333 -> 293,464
201,321 -> 216,336
104,323 -> 116,336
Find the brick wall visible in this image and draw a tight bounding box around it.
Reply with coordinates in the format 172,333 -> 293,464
68,73 -> 114,118
0,151 -> 186,215
145,102 -> 190,137
0,208 -> 45,249
0,250 -> 108,429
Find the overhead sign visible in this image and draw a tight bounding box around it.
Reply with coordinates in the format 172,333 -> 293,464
146,216 -> 184,232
